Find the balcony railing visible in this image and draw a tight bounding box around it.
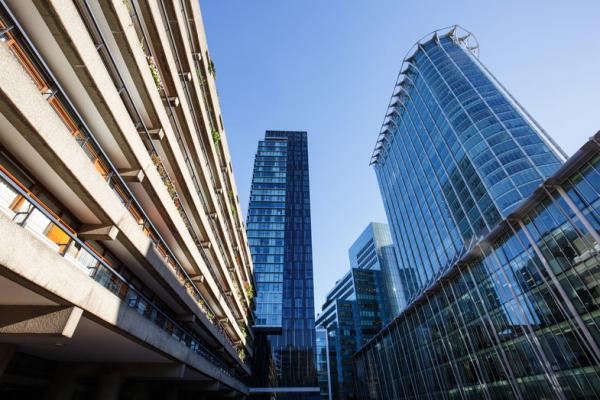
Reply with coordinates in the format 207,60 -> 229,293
74,0 -> 250,344
156,0 -> 251,305
177,0 -> 253,287
117,0 -> 250,316
0,165 -> 236,377
0,3 -> 242,354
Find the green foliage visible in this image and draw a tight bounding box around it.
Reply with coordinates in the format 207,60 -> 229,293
208,58 -> 216,78
237,348 -> 246,362
147,56 -> 162,90
212,129 -> 221,145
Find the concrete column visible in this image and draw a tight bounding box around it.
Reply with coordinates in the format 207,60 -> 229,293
164,387 -> 178,400
92,372 -> 122,400
119,169 -> 145,183
0,343 -> 15,377
43,367 -> 78,400
129,382 -> 149,400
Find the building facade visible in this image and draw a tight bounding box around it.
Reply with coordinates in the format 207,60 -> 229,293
371,26 -> 566,303
316,268 -> 387,400
0,0 -> 253,398
316,223 -> 394,400
316,329 -> 331,400
355,25 -> 600,399
247,131 -> 318,398
348,222 -> 406,317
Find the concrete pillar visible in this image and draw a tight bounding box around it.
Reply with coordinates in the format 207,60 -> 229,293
0,343 -> 15,377
129,382 -> 149,400
92,372 -> 122,400
119,169 -> 145,183
164,387 -> 178,400
43,367 -> 78,400
147,128 -> 164,141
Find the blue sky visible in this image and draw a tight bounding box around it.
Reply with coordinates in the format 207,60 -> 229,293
201,0 -> 600,313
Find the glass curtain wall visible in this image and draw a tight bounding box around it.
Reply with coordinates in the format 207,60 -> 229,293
373,27 -> 564,302
355,153 -> 600,400
248,131 -> 318,398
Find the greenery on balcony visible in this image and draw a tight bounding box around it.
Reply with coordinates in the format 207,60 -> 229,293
197,297 -> 215,322
151,154 -> 177,201
208,58 -> 216,78
245,284 -> 254,302
147,55 -> 163,91
237,348 -> 246,362
212,129 -> 221,145
228,190 -> 238,220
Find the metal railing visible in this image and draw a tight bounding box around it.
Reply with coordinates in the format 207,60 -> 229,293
177,0 -> 253,284
0,1 -> 241,354
118,0 -> 249,316
0,165 -> 236,377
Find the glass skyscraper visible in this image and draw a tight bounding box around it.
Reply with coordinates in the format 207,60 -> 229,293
348,222 -> 406,317
371,26 -> 566,303
247,131 -> 318,399
316,329 -> 331,399
316,267 -> 387,400
355,25 -> 600,399
316,223 -> 396,399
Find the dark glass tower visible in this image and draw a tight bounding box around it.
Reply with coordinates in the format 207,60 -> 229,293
371,26 -> 565,303
248,131 -> 318,398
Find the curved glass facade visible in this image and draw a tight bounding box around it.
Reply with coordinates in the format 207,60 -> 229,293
355,152 -> 600,399
373,27 -> 564,301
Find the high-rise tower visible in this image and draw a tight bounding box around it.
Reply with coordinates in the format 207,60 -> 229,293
348,222 -> 406,317
355,26 -> 600,399
315,222 -> 400,400
371,26 -> 565,302
247,131 -> 318,398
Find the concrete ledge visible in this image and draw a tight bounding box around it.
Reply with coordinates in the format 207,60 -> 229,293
0,214 -> 248,394
147,128 -> 164,141
78,224 -> 119,241
0,305 -> 82,339
164,97 -> 179,107
118,168 -> 145,183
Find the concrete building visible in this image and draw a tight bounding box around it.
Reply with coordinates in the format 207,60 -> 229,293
0,0 -> 253,398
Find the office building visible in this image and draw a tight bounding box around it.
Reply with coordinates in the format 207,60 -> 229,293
0,1 -> 253,398
348,222 -> 406,317
316,329 -> 330,400
355,25 -> 600,399
247,130 -> 318,398
316,268 -> 386,400
371,25 -> 565,302
316,223 -> 393,399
